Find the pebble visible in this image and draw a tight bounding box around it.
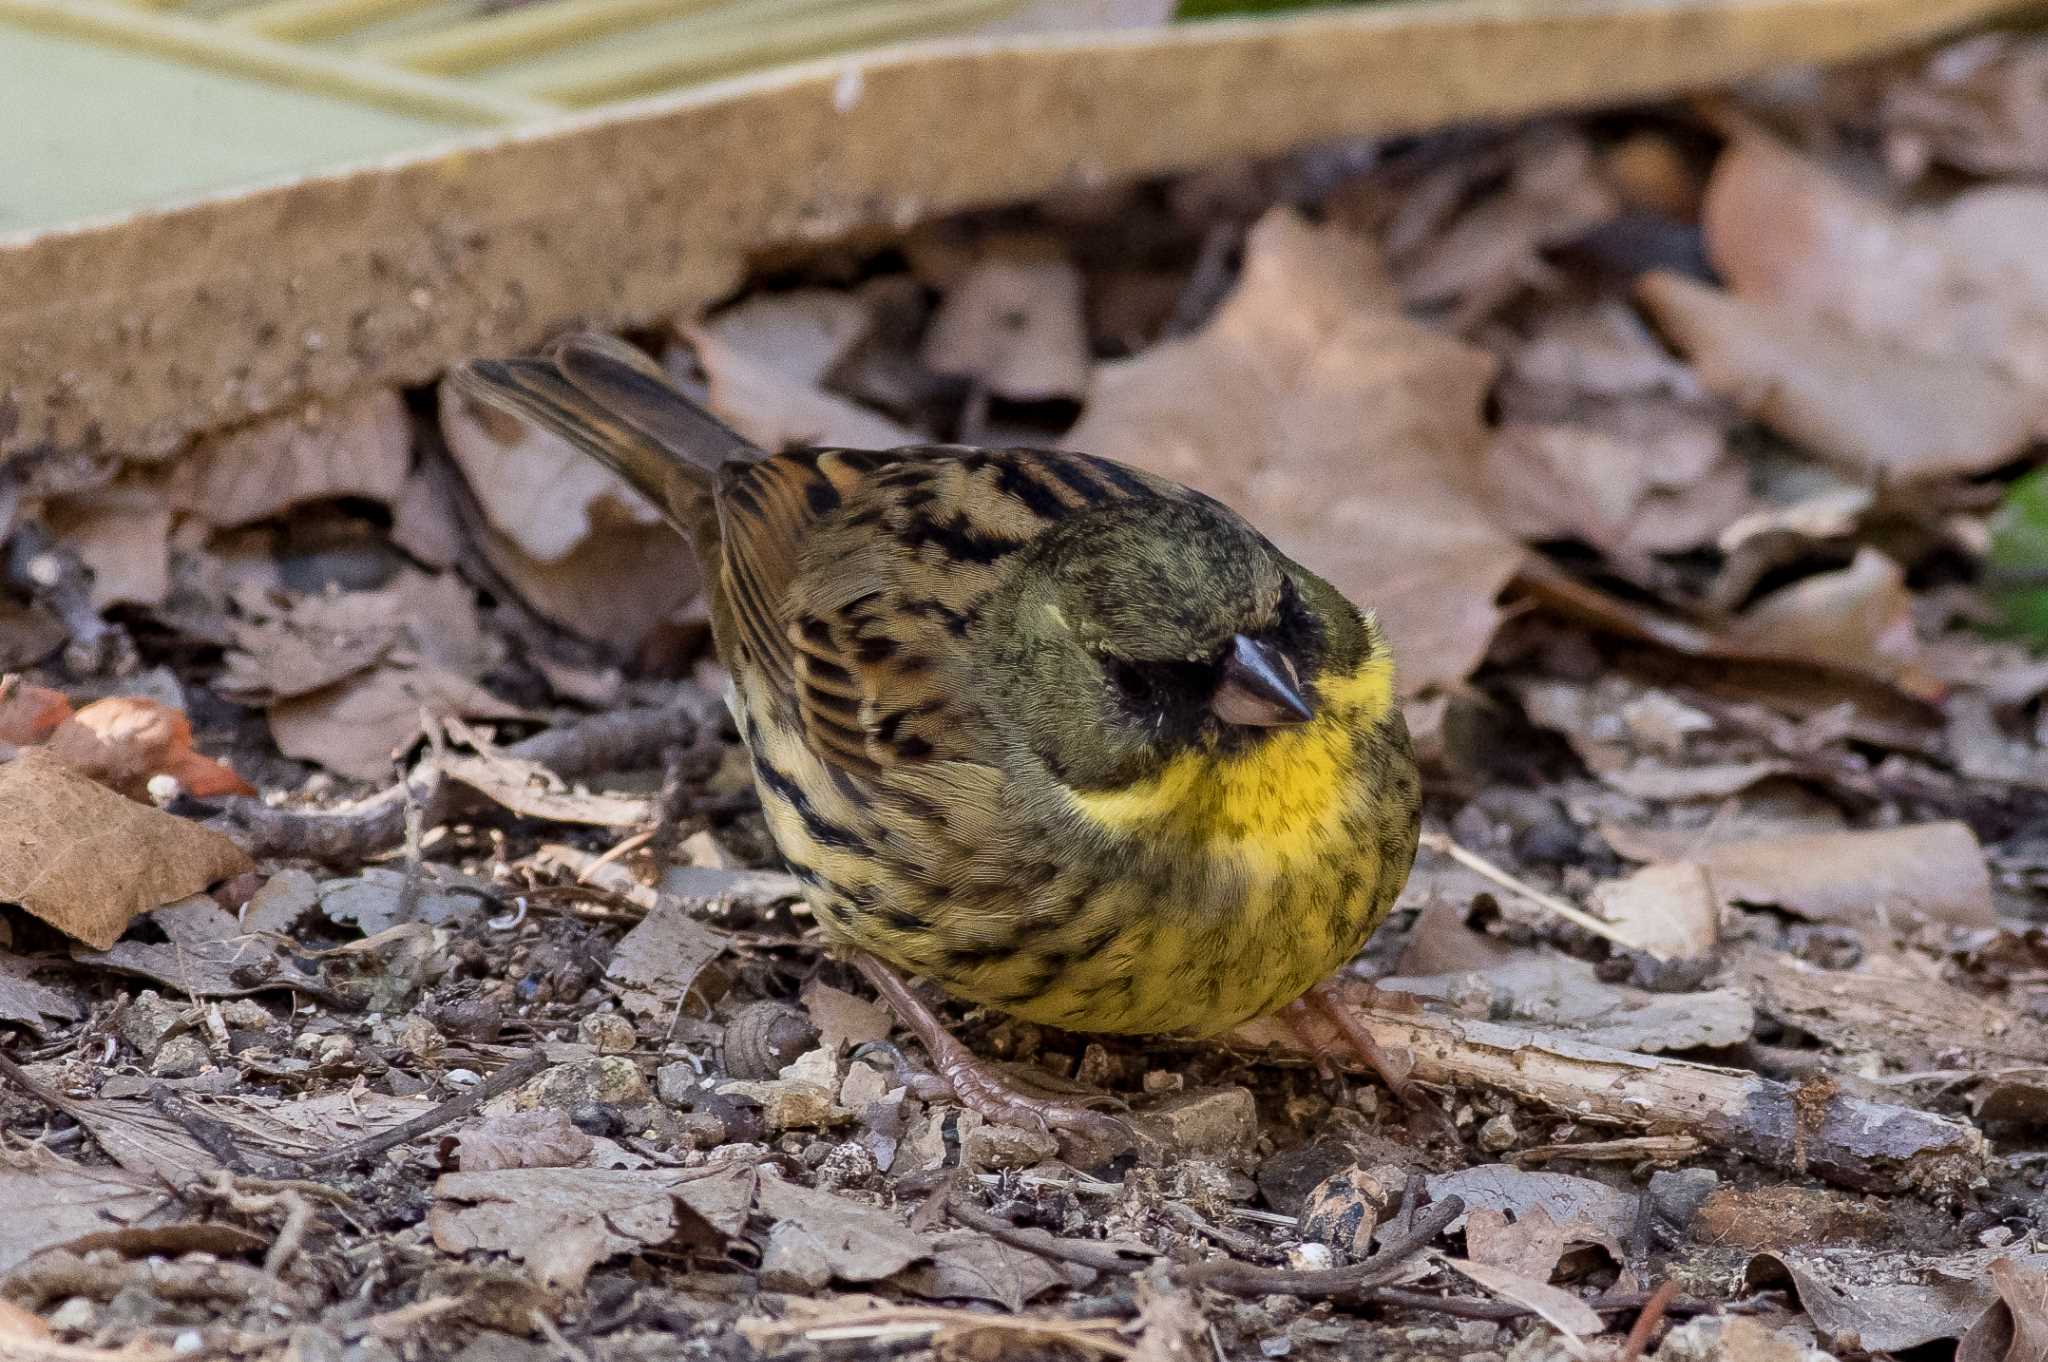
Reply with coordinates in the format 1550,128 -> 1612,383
528,1057 -> 650,1111
578,1013 -> 637,1055
1298,1163 -> 1406,1261
47,1297 -> 94,1332
1477,1113 -> 1517,1153
1132,1086 -> 1257,1165
962,1120 -> 1058,1172
116,990 -> 185,1062
150,1035 -> 210,1079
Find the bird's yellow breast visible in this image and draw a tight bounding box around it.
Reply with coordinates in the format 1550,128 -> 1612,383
1063,655 -> 1395,875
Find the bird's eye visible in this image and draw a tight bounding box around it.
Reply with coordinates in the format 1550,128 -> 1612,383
1105,656 -> 1155,705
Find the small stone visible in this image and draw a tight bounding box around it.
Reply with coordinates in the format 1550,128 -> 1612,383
1142,1069 -> 1184,1093
394,1016 -> 444,1061
47,1297 -> 94,1332
444,1068 -> 481,1088
117,990 -> 186,1062
150,1035 -> 210,1079
569,1102 -> 622,1137
315,1035 -> 355,1067
1259,1337 -> 1293,1358
758,1220 -> 832,1291
962,1121 -> 1058,1172
1477,1114 -> 1517,1153
578,1013 -> 637,1055
676,1111 -> 728,1150
838,1058 -> 892,1113
1285,1242 -> 1334,1271
656,1062 -> 700,1108
172,1331 -> 205,1355
529,1057 -> 651,1111
1298,1164 -> 1405,1262
815,1141 -> 881,1191
1646,1167 -> 1719,1239
1133,1086 -> 1257,1165
1256,1141 -> 1358,1217
718,1077 -> 845,1131
218,999 -> 274,1030
427,997 -> 504,1043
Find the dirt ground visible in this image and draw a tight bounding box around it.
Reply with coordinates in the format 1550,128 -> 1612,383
4,27 -> 2048,1362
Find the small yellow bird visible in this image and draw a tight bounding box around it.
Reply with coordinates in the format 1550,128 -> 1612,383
453,334 -> 1423,1138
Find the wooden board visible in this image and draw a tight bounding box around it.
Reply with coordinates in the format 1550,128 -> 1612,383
0,0 -> 2031,462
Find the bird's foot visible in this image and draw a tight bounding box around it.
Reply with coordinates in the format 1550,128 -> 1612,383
854,954 -> 1132,1151
1287,981 -> 1458,1141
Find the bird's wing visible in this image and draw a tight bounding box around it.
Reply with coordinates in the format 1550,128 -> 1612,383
731,445 -> 1169,777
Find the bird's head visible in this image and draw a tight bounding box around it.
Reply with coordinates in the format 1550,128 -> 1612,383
982,495 -> 1374,792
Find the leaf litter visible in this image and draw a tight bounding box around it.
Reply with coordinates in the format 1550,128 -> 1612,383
10,20 -> 2048,1362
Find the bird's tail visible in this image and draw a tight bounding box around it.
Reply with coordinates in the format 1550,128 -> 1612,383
447,332 -> 760,540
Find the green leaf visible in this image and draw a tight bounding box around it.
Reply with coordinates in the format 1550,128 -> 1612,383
1986,466 -> 2048,644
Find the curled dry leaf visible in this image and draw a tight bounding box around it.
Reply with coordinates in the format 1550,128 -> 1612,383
0,751 -> 253,950
442,382 -> 702,649
1440,1257 -> 1603,1341
1638,269 -> 2038,483
449,1110 -> 595,1172
1588,859 -> 1720,962
0,679 -> 69,745
1756,1248 -> 2048,1353
41,696 -> 254,801
268,664 -> 530,782
1611,821 -> 1993,928
1641,132 -> 2048,479
1722,547 -> 1921,684
681,302 -> 916,453
1958,1255 -> 2048,1362
0,1146 -> 174,1276
1066,207 -> 1519,695
44,481 -> 172,610
1876,33 -> 2048,179
173,390 -> 412,528
922,251 -> 1091,401
439,381 -> 665,563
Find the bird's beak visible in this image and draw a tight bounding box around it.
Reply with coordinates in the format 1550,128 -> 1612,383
1211,634 -> 1314,727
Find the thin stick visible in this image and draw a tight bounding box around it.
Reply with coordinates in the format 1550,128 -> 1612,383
1417,830 -> 1629,946
1619,1280 -> 1680,1361
1177,1197 -> 1462,1298
296,1051 -> 545,1170
947,1192 -> 1153,1274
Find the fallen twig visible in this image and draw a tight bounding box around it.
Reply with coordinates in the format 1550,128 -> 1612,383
207,695 -> 718,863
1239,982 -> 1986,1196
947,1192 -> 1156,1273
1620,1281 -> 1680,1361
1417,829 -> 1627,946
1178,1196 -> 1462,1298
295,1051 -> 546,1170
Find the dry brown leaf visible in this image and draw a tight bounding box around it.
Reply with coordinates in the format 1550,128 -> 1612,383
475,507 -> 703,652
1739,948 -> 2048,1069
1393,129 -> 1618,315
891,1230 -> 1069,1310
449,1111 -> 596,1173
0,679 -> 70,746
1484,412 -> 1748,557
0,752 -> 252,950
1638,269 -> 2038,482
0,603 -> 65,674
1722,548 -> 1920,684
1066,207 -> 1518,695
45,484 -> 172,610
1440,1256 -> 1603,1339
922,252 -> 1091,401
1588,860 -> 1719,962
1706,134 -> 2048,393
1391,955 -> 1751,1053
698,290 -> 877,388
0,1145 -> 175,1276
607,896 -> 731,1020
222,569 -> 489,703
440,381 -> 667,563
268,664 -> 529,782
681,315 -> 916,453
1759,1248 -> 2045,1353
0,952 -> 83,1034
174,390 -> 412,527
76,893 -> 325,997
1633,822 -> 1995,928
756,1177 -> 933,1284
42,697 -> 255,801
1427,1167 -> 1634,1259
1958,1255 -> 2048,1362
431,1162 -> 755,1293
1876,33 -> 2048,179
441,747 -> 651,828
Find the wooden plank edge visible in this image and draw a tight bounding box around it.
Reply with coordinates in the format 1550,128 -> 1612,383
0,0 -> 2028,461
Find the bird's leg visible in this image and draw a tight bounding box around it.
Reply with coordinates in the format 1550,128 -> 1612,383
1293,981 -> 1458,1139
854,954 -> 1131,1146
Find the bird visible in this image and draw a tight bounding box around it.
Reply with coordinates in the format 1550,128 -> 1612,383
451,333 -> 1425,1141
